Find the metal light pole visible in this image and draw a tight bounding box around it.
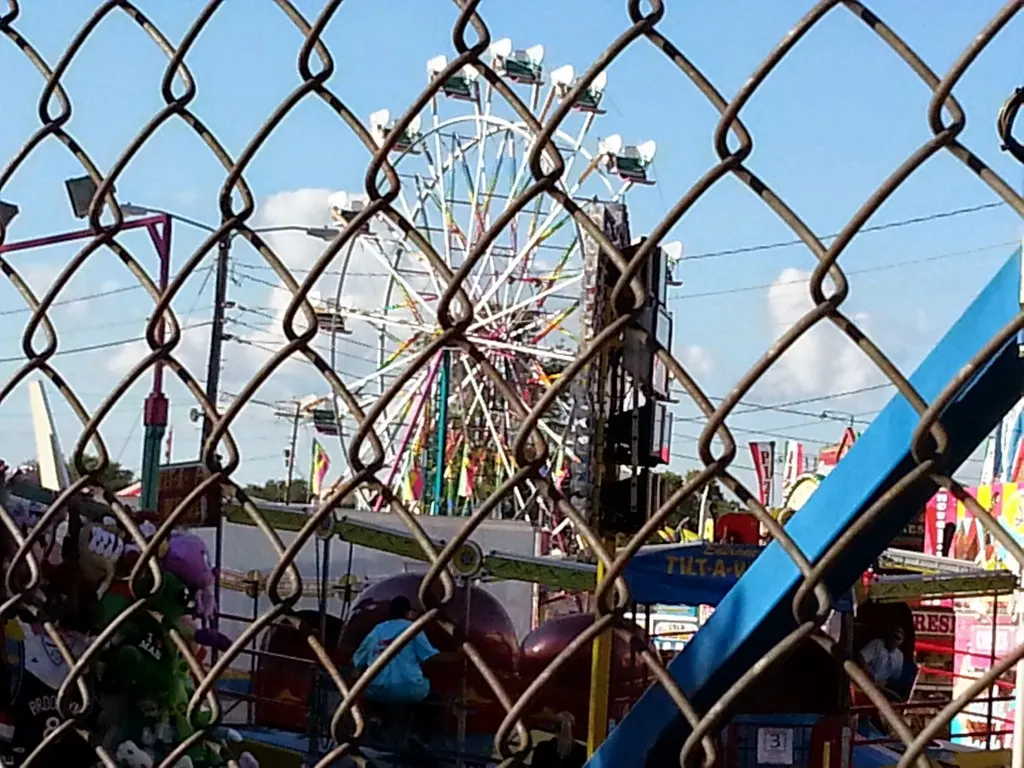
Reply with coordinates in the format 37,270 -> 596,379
0,202 -> 172,510
119,203 -> 341,635
139,217 -> 173,514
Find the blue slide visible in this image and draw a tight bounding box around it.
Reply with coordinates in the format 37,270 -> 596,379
588,248 -> 1024,766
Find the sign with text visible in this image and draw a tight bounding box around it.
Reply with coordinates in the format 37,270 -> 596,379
157,461 -> 215,526
749,441 -> 775,505
756,727 -> 794,765
912,609 -> 955,638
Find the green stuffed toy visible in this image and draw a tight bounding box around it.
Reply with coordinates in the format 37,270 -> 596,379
96,571 -> 246,767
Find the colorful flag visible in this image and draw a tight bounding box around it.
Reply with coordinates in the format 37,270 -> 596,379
816,427 -> 857,477
457,444 -> 476,498
749,441 -> 776,506
992,398 -> 1024,483
310,439 -> 331,498
782,440 -> 804,497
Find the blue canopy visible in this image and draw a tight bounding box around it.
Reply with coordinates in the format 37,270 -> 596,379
624,542 -> 853,611
624,542 -> 761,606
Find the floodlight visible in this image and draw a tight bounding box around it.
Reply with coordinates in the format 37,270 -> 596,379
427,54 -> 448,80
328,191 -> 370,235
369,109 -> 421,153
598,134 -> 623,157
636,140 -> 658,164
490,38 -> 513,60
662,241 -> 683,263
524,44 -> 545,66
660,241 -> 684,287
369,108 -> 391,139
600,136 -> 656,185
0,200 -> 18,229
551,64 -> 575,91
434,56 -> 481,101
328,190 -> 351,213
121,203 -> 153,217
552,65 -> 607,113
65,175 -> 109,219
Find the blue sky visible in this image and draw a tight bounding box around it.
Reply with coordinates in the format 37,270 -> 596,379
0,1 -> 1020,501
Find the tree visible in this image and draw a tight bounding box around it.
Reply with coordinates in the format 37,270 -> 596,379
19,455 -> 136,492
655,469 -> 742,533
69,455 -> 136,492
244,478 -> 311,504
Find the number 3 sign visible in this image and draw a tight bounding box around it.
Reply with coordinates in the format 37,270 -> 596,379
756,727 -> 794,765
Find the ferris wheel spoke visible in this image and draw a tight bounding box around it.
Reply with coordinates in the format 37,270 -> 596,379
473,157 -> 598,315
469,271 -> 582,335
355,232 -> 438,323
342,337 -> 431,393
506,301 -> 579,346
464,335 -> 575,365
466,130 -> 517,309
334,306 -> 434,339
464,90 -> 493,251
372,353 -> 444,512
456,355 -> 531,512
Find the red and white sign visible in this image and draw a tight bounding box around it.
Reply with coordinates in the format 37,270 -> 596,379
816,427 -> 857,477
912,610 -> 955,638
749,441 -> 776,506
782,441 -> 804,497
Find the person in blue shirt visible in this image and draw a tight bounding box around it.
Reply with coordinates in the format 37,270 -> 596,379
354,595 -> 460,743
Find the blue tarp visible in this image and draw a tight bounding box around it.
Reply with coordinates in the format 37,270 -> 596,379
624,542 -> 761,606
624,541 -> 853,611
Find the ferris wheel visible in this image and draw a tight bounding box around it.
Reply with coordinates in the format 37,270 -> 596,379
316,39 -> 658,546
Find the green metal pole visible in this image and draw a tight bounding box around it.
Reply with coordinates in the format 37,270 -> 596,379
139,215 -> 172,513
139,423 -> 165,511
432,350 -> 451,516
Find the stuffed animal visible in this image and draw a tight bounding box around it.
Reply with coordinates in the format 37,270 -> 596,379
95,539 -> 256,767
160,531 -> 217,621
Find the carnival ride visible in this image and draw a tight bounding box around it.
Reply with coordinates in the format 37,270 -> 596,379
307,39 -> 675,558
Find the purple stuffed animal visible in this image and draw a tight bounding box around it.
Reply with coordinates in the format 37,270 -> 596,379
160,531 -> 217,620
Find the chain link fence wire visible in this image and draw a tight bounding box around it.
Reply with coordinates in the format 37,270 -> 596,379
0,1 -> 1022,766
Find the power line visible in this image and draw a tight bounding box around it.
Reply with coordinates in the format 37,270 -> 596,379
676,201 -> 1007,263
670,240 -> 1016,300
0,306 -> 214,343
0,321 -> 212,364
0,284 -> 141,317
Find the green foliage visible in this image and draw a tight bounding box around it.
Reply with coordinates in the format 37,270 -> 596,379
67,455 -> 136,492
655,468 -> 742,533
244,477 -> 310,504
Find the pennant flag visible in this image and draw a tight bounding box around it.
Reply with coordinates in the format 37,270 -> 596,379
817,427 -> 857,477
997,399 -> 1024,483
310,440 -> 331,498
457,444 -> 475,498
782,441 -> 804,497
748,441 -> 776,505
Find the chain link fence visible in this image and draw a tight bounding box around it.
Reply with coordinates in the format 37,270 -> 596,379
0,1 -> 1023,766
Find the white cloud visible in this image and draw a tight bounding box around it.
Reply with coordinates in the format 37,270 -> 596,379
20,264 -> 62,295
66,279 -> 121,319
241,188 -> 426,391
106,322 -> 208,378
762,267 -> 880,397
680,344 -> 714,378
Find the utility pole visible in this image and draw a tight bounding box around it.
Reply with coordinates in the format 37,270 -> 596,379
203,230 -> 230,643
283,401 -> 301,505
201,232 -> 231,460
